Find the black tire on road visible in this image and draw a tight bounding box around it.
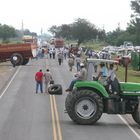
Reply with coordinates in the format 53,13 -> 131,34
65,89 -> 103,125
10,53 -> 23,66
22,58 -> 29,65
48,84 -> 62,95
132,105 -> 140,125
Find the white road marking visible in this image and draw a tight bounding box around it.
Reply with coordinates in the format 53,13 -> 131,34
118,115 -> 140,140
0,66 -> 21,99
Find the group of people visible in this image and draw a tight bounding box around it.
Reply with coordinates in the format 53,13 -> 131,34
47,47 -> 69,66
35,69 -> 53,93
66,62 -> 119,94
35,57 -> 119,95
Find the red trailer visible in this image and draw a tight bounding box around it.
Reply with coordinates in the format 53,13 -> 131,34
54,38 -> 64,48
0,43 -> 36,66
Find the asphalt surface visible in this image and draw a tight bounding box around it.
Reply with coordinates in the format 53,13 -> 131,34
0,57 -> 140,140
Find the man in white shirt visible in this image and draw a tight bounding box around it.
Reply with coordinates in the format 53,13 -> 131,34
108,64 -> 119,94
44,69 -> 53,93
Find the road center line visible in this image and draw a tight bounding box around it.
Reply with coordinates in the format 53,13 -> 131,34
50,95 -> 57,140
52,95 -> 63,140
0,66 -> 21,99
50,95 -> 63,140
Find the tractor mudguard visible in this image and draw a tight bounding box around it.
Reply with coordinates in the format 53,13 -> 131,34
120,82 -> 140,96
74,81 -> 109,98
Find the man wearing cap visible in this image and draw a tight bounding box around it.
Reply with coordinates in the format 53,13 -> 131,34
66,63 -> 87,92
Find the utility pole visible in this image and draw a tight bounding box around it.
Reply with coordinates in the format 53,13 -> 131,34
21,20 -> 24,37
40,28 -> 43,47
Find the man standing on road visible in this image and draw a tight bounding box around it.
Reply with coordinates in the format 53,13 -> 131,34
44,69 -> 53,93
68,54 -> 75,71
57,51 -> 63,65
35,69 -> 44,93
75,55 -> 81,72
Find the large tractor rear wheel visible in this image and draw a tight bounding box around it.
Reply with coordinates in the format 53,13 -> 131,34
10,53 -> 23,66
65,89 -> 103,125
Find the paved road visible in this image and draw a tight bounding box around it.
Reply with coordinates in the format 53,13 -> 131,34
0,57 -> 140,140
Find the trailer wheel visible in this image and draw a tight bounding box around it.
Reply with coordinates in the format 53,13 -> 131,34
22,58 -> 29,65
132,105 -> 140,125
65,89 -> 103,124
10,53 -> 23,66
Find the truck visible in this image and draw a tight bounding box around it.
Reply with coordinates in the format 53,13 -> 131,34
50,38 -> 64,48
0,35 -> 37,66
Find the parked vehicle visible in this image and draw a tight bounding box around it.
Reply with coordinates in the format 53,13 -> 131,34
123,41 -> 134,50
48,58 -> 140,125
0,35 -> 37,66
54,38 -> 64,48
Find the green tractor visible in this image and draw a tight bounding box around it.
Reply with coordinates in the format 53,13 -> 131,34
65,58 -> 140,125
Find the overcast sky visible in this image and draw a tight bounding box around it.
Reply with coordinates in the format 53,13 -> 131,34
0,0 -> 132,34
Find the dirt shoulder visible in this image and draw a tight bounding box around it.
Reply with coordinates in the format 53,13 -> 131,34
0,61 -> 17,92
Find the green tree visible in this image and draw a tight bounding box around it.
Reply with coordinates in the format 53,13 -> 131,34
127,0 -> 140,45
59,24 -> 72,39
105,27 -> 123,45
0,24 -> 16,42
48,25 -> 61,37
48,18 -> 101,45
71,18 -> 98,45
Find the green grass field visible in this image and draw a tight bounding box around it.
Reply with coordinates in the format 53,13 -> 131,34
116,65 -> 140,83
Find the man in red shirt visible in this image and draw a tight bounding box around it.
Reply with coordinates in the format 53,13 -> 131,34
35,69 -> 43,93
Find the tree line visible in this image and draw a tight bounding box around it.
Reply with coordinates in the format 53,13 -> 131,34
48,0 -> 140,46
0,24 -> 37,43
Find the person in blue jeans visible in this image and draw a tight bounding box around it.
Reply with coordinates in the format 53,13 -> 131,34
35,69 -> 44,93
75,55 -> 81,72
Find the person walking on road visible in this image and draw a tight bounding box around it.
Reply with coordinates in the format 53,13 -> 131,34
35,69 -> 44,93
52,48 -> 56,59
75,55 -> 81,71
49,49 -> 53,59
68,54 -> 75,71
44,69 -> 53,93
57,51 -> 63,65
63,48 -> 68,59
